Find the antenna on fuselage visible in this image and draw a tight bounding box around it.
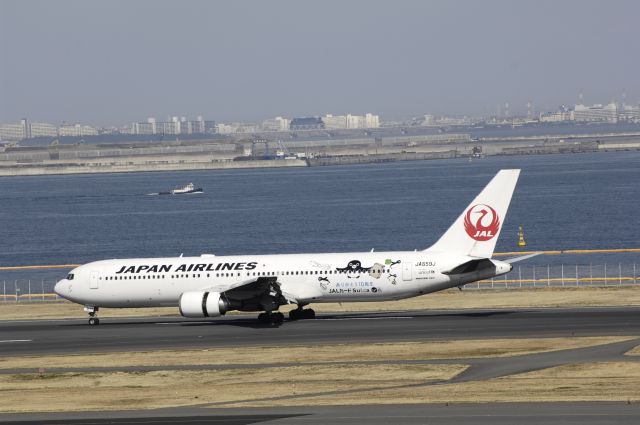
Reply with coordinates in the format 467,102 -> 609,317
179,253 -> 183,257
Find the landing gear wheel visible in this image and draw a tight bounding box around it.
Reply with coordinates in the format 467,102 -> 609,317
272,312 -> 284,325
290,308 -> 315,320
289,309 -> 300,321
258,312 -> 284,325
85,306 -> 100,326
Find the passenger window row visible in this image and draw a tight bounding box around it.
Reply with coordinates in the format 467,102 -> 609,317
99,268 -> 389,281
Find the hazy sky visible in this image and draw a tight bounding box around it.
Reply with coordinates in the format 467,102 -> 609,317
1,0 -> 639,126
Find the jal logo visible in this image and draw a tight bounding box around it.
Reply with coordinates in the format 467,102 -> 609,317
464,204 -> 500,241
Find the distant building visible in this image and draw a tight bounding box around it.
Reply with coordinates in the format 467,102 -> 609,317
215,122 -> 259,134
262,116 -> 290,132
573,103 -> 617,123
30,122 -> 58,137
321,114 -> 347,129
619,104 -> 640,122
320,113 -> 379,129
539,111 -> 573,123
290,117 -> 325,130
131,116 -> 216,135
364,113 -> 379,128
59,123 -> 99,137
0,122 -> 26,141
216,123 -> 235,134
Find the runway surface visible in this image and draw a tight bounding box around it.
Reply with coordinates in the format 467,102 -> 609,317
1,307 -> 639,424
3,403 -> 640,425
1,306 -> 639,356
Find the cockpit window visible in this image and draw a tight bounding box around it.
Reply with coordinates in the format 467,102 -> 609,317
67,273 -> 74,280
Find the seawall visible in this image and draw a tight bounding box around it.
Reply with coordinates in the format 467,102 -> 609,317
0,158 -> 306,176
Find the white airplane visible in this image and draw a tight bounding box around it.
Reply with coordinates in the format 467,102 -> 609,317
55,169 -> 532,326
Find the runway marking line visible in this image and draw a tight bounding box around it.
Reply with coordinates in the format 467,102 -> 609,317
0,339 -> 32,343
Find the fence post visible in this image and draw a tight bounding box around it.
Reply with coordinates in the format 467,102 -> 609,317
547,265 -> 551,287
561,264 -> 564,286
635,263 -> 637,285
576,264 -> 579,286
41,280 -> 45,301
604,264 -> 607,285
14,280 -> 18,303
518,266 -> 522,288
2,281 -> 5,302
532,266 -> 536,287
619,263 -> 622,285
590,263 -> 593,285
28,280 -> 31,299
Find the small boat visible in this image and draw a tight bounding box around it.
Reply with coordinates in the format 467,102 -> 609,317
159,183 -> 203,195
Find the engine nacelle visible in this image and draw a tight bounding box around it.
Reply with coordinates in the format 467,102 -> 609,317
179,291 -> 229,318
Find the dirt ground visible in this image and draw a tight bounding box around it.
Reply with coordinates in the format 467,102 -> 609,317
1,337 -> 639,412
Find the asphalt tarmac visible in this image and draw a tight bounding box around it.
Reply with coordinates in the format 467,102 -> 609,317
1,307 -> 639,424
1,306 -> 639,356
2,403 -> 640,425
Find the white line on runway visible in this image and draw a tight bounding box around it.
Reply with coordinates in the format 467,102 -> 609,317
0,339 -> 32,343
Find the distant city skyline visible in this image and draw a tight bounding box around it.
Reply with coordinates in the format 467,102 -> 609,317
3,97 -> 639,142
1,0 -> 639,126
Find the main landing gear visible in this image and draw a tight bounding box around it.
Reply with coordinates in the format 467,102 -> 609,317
289,306 -> 315,321
84,305 -> 100,326
257,311 -> 284,325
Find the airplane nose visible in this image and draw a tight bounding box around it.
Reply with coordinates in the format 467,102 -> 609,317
54,280 -> 68,297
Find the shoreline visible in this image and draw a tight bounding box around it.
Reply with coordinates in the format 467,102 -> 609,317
0,139 -> 638,177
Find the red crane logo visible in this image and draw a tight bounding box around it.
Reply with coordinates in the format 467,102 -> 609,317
464,204 -> 501,241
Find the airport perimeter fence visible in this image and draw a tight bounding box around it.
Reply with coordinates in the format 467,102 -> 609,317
0,262 -> 638,303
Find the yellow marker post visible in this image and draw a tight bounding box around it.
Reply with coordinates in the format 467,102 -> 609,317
518,226 -> 527,247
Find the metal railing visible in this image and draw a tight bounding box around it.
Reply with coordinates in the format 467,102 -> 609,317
472,262 -> 638,289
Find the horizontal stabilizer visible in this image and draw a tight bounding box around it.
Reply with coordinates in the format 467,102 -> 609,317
503,252 -> 542,264
442,258 -> 495,275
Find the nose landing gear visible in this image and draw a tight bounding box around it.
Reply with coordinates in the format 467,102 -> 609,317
84,306 -> 100,326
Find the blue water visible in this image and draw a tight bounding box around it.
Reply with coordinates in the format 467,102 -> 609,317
1,151 -> 639,286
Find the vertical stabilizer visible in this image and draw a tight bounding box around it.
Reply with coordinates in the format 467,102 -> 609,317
426,169 -> 520,258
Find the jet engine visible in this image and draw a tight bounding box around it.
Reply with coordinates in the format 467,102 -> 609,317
179,291 -> 229,318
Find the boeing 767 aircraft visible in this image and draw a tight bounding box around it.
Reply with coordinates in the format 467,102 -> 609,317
55,169 -> 532,325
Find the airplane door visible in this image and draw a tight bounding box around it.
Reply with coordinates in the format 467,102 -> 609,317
402,262 -> 412,281
90,272 -> 99,289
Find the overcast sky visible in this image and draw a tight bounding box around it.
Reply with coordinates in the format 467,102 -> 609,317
1,0 -> 639,126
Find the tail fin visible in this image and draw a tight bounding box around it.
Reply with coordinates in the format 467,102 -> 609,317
426,169 -> 520,258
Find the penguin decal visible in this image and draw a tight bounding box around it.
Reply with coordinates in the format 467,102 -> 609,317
336,260 -> 371,278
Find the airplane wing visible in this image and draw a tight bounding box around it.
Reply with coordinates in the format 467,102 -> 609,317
198,275 -> 297,311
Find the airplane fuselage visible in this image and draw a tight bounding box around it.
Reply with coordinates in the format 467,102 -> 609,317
55,251 -> 511,308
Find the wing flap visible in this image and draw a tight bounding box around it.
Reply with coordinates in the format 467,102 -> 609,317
200,276 -> 278,301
